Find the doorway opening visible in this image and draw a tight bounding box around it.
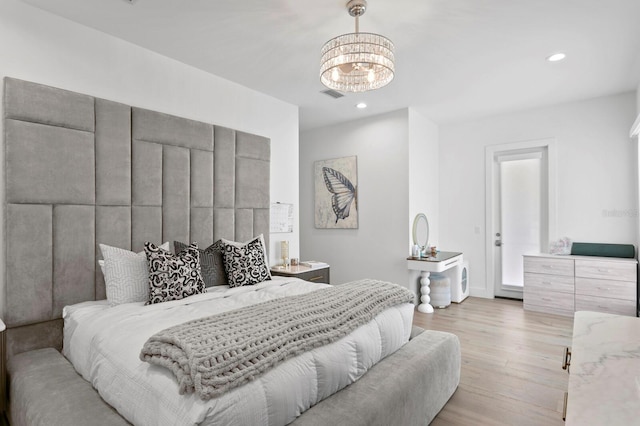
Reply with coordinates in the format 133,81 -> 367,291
485,139 -> 556,299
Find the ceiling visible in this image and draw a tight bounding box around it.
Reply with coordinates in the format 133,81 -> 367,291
20,0 -> 640,131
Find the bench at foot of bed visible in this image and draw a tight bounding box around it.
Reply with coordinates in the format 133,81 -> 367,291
7,327 -> 460,426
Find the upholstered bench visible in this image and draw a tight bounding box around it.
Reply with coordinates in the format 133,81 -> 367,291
292,327 -> 461,426
8,348 -> 131,426
7,327 -> 460,426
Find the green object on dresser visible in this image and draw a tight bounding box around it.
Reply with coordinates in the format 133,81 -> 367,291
570,242 -> 635,258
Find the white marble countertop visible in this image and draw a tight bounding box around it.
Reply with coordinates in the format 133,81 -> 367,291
566,311 -> 640,425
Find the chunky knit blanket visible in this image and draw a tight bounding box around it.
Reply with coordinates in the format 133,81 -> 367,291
140,279 -> 414,400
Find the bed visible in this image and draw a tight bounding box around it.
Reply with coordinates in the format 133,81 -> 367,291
63,277 -> 414,425
2,77 -> 461,425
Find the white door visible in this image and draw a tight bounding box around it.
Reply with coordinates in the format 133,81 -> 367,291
490,148 -> 549,299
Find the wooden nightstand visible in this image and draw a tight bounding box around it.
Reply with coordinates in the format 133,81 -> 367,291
271,264 -> 330,284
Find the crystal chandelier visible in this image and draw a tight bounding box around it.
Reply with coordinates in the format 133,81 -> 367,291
320,0 -> 395,93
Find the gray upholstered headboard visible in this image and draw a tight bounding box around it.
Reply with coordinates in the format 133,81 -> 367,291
2,77 -> 270,357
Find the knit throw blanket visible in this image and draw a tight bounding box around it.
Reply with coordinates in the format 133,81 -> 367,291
139,279 -> 414,400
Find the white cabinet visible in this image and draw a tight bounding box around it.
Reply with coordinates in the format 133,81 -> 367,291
523,254 -> 637,317
523,256 -> 575,316
565,311 -> 640,424
574,259 -> 636,316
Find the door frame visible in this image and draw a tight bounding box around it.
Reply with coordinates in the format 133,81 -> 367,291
484,138 -> 557,299
494,150 -> 544,299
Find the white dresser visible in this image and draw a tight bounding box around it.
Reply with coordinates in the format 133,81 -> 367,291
523,254 -> 637,317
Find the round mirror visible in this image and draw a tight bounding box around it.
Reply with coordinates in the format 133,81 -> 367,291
412,213 -> 429,251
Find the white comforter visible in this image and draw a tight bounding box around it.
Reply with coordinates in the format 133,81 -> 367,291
63,277 -> 414,426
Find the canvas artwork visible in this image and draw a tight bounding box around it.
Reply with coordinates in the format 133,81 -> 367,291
314,156 -> 358,229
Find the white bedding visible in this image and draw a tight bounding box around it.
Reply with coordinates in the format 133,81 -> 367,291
63,277 -> 414,426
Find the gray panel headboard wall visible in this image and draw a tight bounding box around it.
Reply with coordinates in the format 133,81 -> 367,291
2,77 -> 271,357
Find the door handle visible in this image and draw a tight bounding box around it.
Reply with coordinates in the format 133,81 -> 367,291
495,232 -> 502,247
495,240 -> 502,247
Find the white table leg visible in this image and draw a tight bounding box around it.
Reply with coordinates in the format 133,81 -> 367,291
417,271 -> 434,313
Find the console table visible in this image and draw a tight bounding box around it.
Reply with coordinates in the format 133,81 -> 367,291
407,252 -> 463,313
565,311 -> 640,424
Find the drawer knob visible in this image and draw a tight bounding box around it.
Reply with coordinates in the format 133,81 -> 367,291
562,347 -> 571,372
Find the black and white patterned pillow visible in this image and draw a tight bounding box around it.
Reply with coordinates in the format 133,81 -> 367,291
222,237 -> 271,288
174,240 -> 227,287
144,241 -> 205,305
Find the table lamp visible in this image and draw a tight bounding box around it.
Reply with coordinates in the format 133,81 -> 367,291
281,240 -> 290,267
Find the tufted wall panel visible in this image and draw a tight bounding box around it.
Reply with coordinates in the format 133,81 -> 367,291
3,77 -> 271,343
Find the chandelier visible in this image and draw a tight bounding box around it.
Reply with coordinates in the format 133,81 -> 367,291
320,0 -> 395,93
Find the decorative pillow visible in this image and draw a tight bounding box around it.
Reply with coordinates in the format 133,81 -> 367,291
144,241 -> 205,305
174,240 -> 227,287
99,242 -> 170,306
220,234 -> 271,269
221,235 -> 272,288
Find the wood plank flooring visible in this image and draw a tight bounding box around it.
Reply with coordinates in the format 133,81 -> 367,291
413,297 -> 574,426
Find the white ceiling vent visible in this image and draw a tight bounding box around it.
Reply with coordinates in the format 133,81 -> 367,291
320,89 -> 345,99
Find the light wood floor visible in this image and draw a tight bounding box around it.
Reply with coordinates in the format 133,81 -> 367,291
413,297 -> 574,426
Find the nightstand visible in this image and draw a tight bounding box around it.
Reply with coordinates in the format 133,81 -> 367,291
0,319 -> 6,426
271,264 -> 330,284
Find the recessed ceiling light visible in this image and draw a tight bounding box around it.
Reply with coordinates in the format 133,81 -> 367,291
546,53 -> 566,62
356,103 -> 367,109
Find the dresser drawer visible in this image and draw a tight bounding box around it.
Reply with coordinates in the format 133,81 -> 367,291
524,272 -> 574,294
575,277 -> 635,300
574,259 -> 636,282
524,256 -> 574,276
575,294 -> 636,316
523,300 -> 574,317
296,268 -> 330,284
523,289 -> 574,316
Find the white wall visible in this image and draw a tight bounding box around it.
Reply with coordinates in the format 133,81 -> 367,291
299,109 -> 410,287
0,0 -> 300,317
299,108 -> 439,296
408,109 -> 440,248
440,92 -> 637,298
634,83 -> 640,256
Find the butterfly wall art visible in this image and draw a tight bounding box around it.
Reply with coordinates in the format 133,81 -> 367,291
314,156 -> 358,229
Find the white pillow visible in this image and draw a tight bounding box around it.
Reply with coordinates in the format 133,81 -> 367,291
99,242 -> 170,306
